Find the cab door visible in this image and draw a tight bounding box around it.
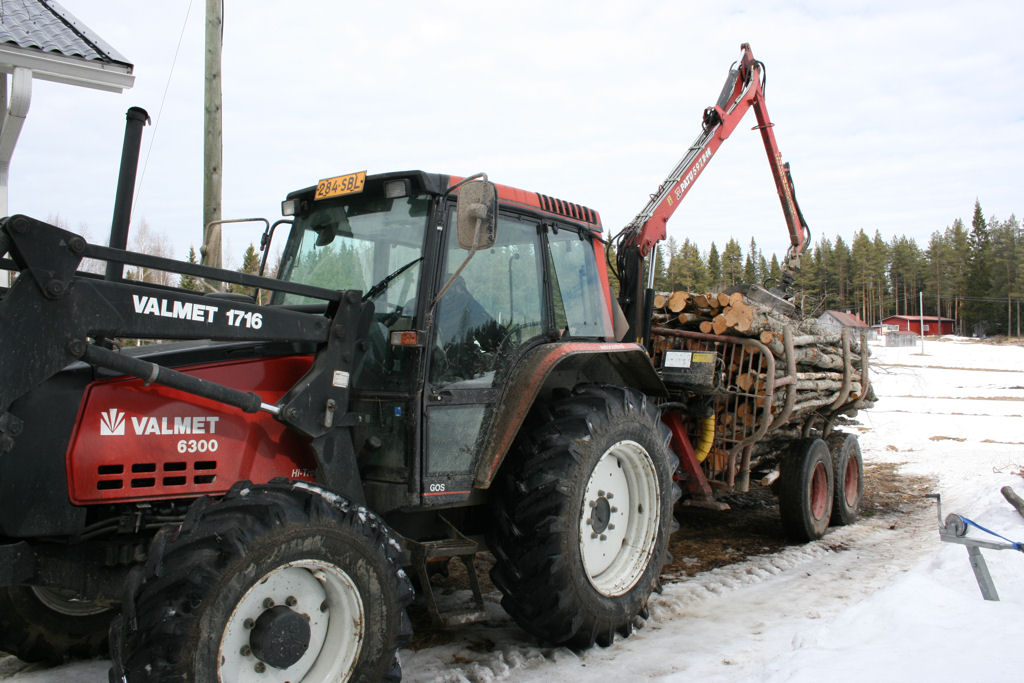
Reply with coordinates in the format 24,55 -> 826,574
422,211 -> 546,501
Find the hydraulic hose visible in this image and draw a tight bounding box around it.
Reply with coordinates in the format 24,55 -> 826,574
694,414 -> 716,463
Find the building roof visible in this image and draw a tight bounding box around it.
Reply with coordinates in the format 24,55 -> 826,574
0,0 -> 133,92
821,310 -> 868,328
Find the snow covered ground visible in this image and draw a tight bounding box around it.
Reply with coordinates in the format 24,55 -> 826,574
4,336 -> 1024,681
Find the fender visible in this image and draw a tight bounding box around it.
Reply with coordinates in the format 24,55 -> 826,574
474,341 -> 666,488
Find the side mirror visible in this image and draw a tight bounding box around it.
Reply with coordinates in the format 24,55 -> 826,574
455,180 -> 497,251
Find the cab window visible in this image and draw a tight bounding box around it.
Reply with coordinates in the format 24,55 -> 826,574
547,227 -> 607,338
429,214 -> 544,388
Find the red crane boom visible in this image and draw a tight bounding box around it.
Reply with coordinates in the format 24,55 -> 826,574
626,43 -> 808,262
615,43 -> 810,341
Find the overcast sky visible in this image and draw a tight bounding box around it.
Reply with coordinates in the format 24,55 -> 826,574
7,0 -> 1023,266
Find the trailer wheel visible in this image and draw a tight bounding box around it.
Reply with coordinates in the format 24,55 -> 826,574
0,585 -> 113,663
490,385 -> 678,648
109,480 -> 413,682
828,433 -> 863,526
778,438 -> 834,542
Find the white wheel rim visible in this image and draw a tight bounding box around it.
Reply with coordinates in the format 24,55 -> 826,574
579,440 -> 661,597
219,559 -> 364,682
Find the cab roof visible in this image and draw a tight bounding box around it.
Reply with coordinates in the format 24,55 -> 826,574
288,170 -> 603,234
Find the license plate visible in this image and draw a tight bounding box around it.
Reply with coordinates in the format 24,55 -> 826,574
314,171 -> 366,200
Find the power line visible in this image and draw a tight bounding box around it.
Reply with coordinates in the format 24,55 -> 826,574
133,0 -> 195,213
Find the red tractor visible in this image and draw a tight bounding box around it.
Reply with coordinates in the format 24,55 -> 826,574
0,44 -> 864,680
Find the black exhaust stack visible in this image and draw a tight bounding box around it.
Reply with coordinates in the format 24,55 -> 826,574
104,106 -> 151,282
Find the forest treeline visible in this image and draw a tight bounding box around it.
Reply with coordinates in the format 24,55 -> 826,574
646,200 -> 1022,337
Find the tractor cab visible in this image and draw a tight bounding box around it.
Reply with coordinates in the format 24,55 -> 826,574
267,170 -> 617,512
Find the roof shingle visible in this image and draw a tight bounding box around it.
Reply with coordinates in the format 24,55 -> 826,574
0,0 -> 130,66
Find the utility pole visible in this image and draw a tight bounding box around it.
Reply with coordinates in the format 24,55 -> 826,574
201,0 -> 222,270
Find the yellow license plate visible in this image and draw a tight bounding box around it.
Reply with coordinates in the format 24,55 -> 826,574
314,171 -> 366,200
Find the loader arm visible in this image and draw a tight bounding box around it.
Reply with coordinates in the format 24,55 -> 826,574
615,43 -> 810,341
0,215 -> 372,499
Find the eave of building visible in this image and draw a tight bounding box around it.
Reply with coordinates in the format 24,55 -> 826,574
0,43 -> 133,92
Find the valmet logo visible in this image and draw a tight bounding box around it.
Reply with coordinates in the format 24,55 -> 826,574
98,409 -> 221,437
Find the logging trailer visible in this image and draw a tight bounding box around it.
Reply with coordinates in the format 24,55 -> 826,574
0,44 -> 870,680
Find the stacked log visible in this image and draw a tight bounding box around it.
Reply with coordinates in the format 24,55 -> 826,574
652,290 -> 766,336
651,289 -> 877,468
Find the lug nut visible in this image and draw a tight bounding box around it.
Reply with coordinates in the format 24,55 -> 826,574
286,595 -> 297,607
254,662 -> 266,673
243,618 -> 255,629
240,645 -> 252,657
262,598 -> 274,609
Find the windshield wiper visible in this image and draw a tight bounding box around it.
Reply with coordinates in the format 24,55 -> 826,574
362,256 -> 423,302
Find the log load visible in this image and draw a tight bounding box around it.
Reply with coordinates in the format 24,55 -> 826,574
650,288 -> 877,476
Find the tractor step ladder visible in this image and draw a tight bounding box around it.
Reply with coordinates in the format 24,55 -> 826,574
406,535 -> 488,626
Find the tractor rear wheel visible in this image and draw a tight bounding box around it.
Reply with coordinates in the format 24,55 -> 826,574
778,438 -> 834,542
828,432 -> 863,526
490,384 -> 678,648
108,480 -> 413,682
0,585 -> 113,663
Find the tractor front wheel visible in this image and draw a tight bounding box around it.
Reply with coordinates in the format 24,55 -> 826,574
108,480 -> 413,682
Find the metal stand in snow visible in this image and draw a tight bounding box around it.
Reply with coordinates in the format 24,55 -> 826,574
926,494 -> 1024,601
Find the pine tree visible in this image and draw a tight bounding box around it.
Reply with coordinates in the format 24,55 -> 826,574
870,231 -> 889,323
743,252 -> 757,286
889,235 -> 923,317
229,243 -> 261,298
652,240 -> 671,291
768,253 -> 782,288
706,243 -> 721,288
746,237 -> 761,284
179,246 -> 201,291
989,214 -> 1021,335
680,239 -> 706,291
964,201 -> 993,334
851,229 -> 873,320
722,238 -> 743,286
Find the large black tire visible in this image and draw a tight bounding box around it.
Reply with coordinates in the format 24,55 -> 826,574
828,432 -> 863,526
0,585 -> 113,663
778,438 -> 834,542
108,480 -> 413,682
490,384 -> 679,649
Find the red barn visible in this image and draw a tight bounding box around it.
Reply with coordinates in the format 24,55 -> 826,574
880,315 -> 955,336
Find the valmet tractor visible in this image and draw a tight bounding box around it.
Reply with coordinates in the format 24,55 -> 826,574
0,44 -> 866,681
